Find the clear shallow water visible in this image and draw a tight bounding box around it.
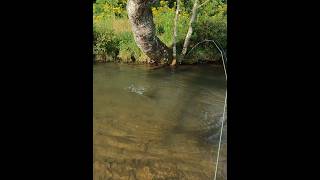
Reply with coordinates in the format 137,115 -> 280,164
94,63 -> 227,180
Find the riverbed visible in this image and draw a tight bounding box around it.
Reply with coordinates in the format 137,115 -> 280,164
94,63 -> 227,180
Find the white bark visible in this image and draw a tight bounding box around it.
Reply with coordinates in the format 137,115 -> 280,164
180,0 -> 199,62
171,0 -> 180,66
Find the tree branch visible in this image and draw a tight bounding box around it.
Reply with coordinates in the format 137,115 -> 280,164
197,0 -> 210,9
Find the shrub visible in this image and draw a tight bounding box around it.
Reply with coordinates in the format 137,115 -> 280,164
93,18 -> 119,62
93,0 -> 227,64
185,1 -> 227,62
117,32 -> 148,63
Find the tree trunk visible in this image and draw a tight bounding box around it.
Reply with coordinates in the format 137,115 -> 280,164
127,0 -> 172,64
180,0 -> 198,63
171,0 -> 180,66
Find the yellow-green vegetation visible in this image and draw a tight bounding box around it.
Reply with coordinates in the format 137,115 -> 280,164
93,0 -> 227,64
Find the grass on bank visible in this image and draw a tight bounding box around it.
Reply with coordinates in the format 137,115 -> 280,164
93,0 -> 227,64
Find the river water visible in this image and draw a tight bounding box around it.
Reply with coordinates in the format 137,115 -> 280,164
94,63 -> 227,180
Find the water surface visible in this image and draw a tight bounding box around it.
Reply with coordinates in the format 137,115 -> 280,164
94,63 -> 227,180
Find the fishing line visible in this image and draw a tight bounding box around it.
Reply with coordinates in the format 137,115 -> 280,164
186,38 -> 228,180
213,90 -> 227,180
208,39 -> 227,180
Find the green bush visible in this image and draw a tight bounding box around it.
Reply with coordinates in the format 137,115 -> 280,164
93,18 -> 119,62
153,2 -> 189,46
196,2 -> 227,49
185,1 -> 227,62
93,0 -> 227,64
117,32 -> 148,63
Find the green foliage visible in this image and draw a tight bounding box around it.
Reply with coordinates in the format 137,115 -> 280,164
187,1 -> 227,61
152,3 -> 176,45
93,0 -> 227,64
117,32 -> 148,63
93,25 -> 119,62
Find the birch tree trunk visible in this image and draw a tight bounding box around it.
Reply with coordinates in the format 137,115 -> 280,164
171,0 -> 180,66
127,0 -> 172,64
180,0 -> 198,62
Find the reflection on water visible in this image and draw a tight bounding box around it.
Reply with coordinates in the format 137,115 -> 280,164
94,63 -> 227,180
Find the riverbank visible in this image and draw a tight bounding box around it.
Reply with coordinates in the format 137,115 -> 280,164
93,0 -> 227,64
93,59 -> 225,68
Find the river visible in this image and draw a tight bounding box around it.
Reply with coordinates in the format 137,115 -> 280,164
94,63 -> 227,180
